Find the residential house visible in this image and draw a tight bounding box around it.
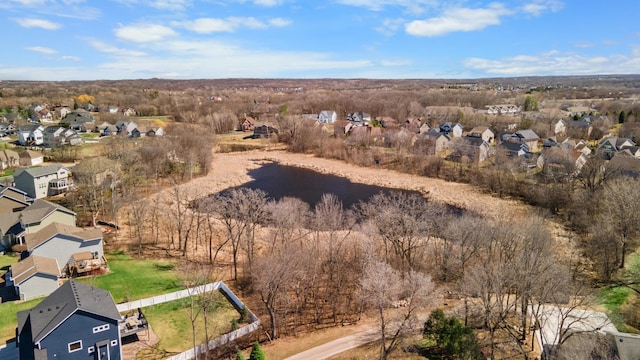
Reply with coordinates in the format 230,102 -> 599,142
500,141 -> 531,157
253,124 -> 279,138
108,106 -> 119,114
562,138 -> 592,156
123,121 -> 138,137
419,123 -> 431,134
567,119 -> 593,139
553,119 -> 567,136
43,126 -> 83,148
439,122 -> 463,138
146,127 -> 164,137
610,150 -> 640,178
18,124 -> 45,146
95,121 -> 111,133
241,116 -> 256,131
537,146 -> 587,178
0,121 -> 16,136
318,110 -> 337,124
451,136 -> 490,163
24,222 -> 104,273
415,130 -> 451,155
122,108 -> 136,116
486,104 -> 521,116
55,106 -> 71,120
60,110 -> 94,131
30,109 -> 52,123
515,129 -> 540,151
597,136 -> 636,160
467,126 -> 495,143
17,280 -> 122,360
13,164 -> 72,199
384,128 -> 416,148
8,255 -> 60,300
347,112 -> 371,126
0,185 -> 31,215
102,125 -> 118,137
19,150 -> 44,166
0,198 -> 76,250
0,149 -> 20,169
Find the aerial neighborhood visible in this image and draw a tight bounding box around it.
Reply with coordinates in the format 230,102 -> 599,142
1,78 -> 640,359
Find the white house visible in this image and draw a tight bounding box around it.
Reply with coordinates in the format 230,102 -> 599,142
18,124 -> 45,146
318,110 -> 337,124
13,164 -> 72,199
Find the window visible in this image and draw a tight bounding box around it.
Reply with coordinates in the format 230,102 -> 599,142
68,340 -> 82,353
88,346 -> 95,354
92,324 -> 110,333
110,340 -> 118,347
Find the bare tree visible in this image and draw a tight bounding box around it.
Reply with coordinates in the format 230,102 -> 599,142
360,259 -> 435,360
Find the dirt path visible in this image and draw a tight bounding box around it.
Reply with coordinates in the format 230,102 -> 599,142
283,326 -> 378,360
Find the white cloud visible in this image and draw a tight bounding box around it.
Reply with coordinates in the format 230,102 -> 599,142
334,0 -> 437,13
60,55 -> 81,61
253,0 -> 284,6
375,18 -> 404,36
113,0 -> 191,11
86,39 -> 147,57
15,18 -> 62,30
406,4 -> 511,37
175,17 -> 290,33
114,23 -> 177,42
522,0 -> 563,16
269,18 -> 291,27
25,46 -> 57,55
464,50 -> 640,76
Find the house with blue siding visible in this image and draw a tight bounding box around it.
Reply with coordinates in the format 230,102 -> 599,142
17,280 -> 122,360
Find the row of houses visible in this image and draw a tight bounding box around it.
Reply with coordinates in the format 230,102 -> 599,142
0,185 -> 106,300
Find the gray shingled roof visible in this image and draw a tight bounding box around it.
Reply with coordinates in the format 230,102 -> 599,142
13,164 -> 66,179
17,280 -> 121,344
19,199 -> 76,226
10,255 -> 60,285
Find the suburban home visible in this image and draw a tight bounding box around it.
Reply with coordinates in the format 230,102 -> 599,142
30,109 -> 53,123
18,124 -> 45,146
318,110 -> 337,124
0,185 -> 31,214
0,198 -> 76,250
0,149 -> 20,169
500,141 -> 531,157
486,104 -> 521,116
467,126 -> 494,143
108,106 -> 119,114
146,127 -> 164,137
122,108 -> 136,116
43,126 -> 83,148
23,222 -> 104,273
553,119 -> 567,135
537,146 -> 587,177
515,129 -> 540,151
19,150 -> 45,166
13,164 -> 72,199
439,122 -> 463,137
8,255 -> 60,300
384,128 -> 416,148
241,116 -> 256,131
56,106 -> 72,119
17,280 -> 123,360
102,124 -> 118,137
60,110 -> 94,131
253,124 -> 279,138
415,130 -> 451,155
0,121 -> 17,136
451,136 -> 490,163
347,112 -> 371,126
597,136 -> 636,160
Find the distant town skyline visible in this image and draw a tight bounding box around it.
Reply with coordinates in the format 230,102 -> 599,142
1,0 -> 639,81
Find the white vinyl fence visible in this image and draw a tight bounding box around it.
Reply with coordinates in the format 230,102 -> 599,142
117,281 -> 260,360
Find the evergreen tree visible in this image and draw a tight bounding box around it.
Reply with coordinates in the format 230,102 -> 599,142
423,309 -> 483,359
249,342 -> 266,360
523,95 -> 538,111
236,350 -> 246,360
619,110 -> 627,124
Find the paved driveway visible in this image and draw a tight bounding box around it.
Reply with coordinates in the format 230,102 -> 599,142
283,327 -> 378,360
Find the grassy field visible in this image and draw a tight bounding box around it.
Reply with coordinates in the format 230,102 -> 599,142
597,286 -> 633,332
0,253 -> 18,269
77,251 -> 182,303
138,293 -> 239,355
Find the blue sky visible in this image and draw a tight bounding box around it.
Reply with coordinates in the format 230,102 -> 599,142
1,0 -> 639,80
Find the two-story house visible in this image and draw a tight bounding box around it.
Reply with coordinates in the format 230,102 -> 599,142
17,280 -> 122,360
18,124 -> 45,146
13,164 -> 72,199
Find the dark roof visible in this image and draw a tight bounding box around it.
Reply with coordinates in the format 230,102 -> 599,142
462,136 -> 487,146
19,199 -> 76,225
501,141 -> 529,152
17,281 -> 120,344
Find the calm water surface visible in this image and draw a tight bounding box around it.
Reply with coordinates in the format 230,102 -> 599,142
236,162 -> 421,208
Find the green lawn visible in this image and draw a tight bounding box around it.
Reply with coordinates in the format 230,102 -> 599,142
140,293 -> 239,354
0,253 -> 18,270
77,251 -> 182,303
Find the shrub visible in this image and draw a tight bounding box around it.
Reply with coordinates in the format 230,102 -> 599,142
423,309 -> 483,359
249,341 -> 265,360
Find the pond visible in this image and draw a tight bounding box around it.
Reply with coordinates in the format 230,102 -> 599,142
234,162 -> 422,209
